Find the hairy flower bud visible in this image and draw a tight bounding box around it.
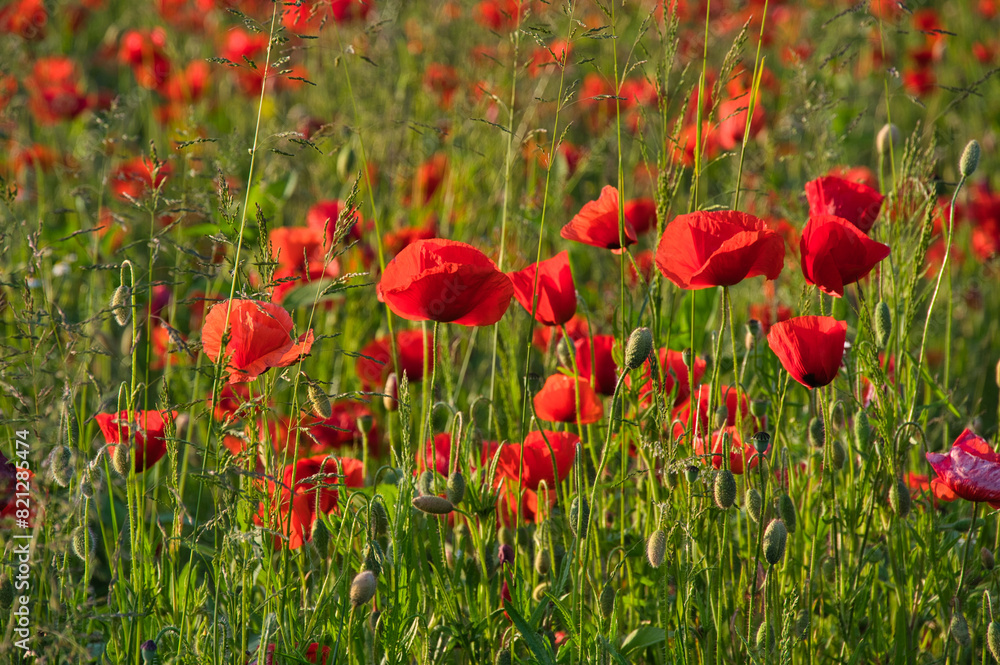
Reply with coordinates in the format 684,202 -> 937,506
808,417 -> 824,447
446,471 -> 466,505
763,519 -> 788,565
369,501 -> 389,538
714,469 -> 737,510
141,639 -> 157,664
747,488 -> 763,524
874,301 -> 892,349
625,327 -> 653,370
570,496 -> 589,540
988,621 -> 1000,661
72,525 -> 95,561
647,529 -> 668,568
383,373 -> 399,411
50,445 -> 74,487
777,494 -> 797,534
599,582 -> 616,618
983,547 -> 996,571
112,443 -> 132,477
307,382 -> 332,419
876,123 -> 900,156
951,611 -> 970,647
111,286 -> 131,327
960,139 -> 981,178
854,410 -> 870,448
890,477 -> 911,519
350,570 -> 377,607
0,576 -> 13,609
412,495 -> 454,515
831,439 -> 846,471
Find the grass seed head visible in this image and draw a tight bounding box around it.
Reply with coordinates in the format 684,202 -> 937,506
412,495 -> 454,515
714,469 -> 737,510
763,519 -> 788,565
647,528 -> 668,567
960,139 -> 981,178
350,570 -> 377,607
625,327 -> 653,370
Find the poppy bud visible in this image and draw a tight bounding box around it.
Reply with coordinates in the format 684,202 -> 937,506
534,549 -> 550,575
337,142 -> 358,183
794,608 -> 810,640
112,443 -> 132,477
599,582 -> 615,618
72,525 -> 95,561
751,398 -> 769,419
685,465 -> 700,484
830,401 -> 845,430
50,445 -> 74,487
569,496 -> 589,540
446,471 -> 466,505
369,501 -> 389,538
777,494 -> 796,534
67,412 -> 79,448
808,417 -> 824,447
714,404 -> 728,430
746,489 -> 763,524
751,431 -> 771,455
983,547 -> 996,571
496,648 -> 512,665
681,348 -> 693,368
383,373 -> 399,411
746,318 -> 762,341
311,518 -> 330,556
876,123 -> 899,156
763,519 -> 787,565
350,570 -> 377,607
498,543 -> 515,568
111,286 -> 131,326
306,381 -> 331,419
369,608 -> 382,634
141,639 -> 157,663
831,439 -> 846,471
556,336 -> 573,368
647,529 -> 668,568
714,470 -> 737,510
412,495 -> 454,515
498,526 -> 514,546
756,622 -> 774,651
533,581 -> 550,602
950,611 -> 970,647
80,469 -> 95,500
874,301 -> 892,349
417,470 -> 435,496
0,576 -> 13,609
625,327 -> 653,370
854,410 -> 870,448
989,621 -> 1000,662
889,477 -> 911,519
364,542 -> 383,577
960,139 -> 981,178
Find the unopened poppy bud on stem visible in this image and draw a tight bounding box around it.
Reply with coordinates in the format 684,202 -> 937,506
599,582 -> 616,618
412,495 -> 454,515
570,496 -> 589,539
983,547 -> 996,571
647,529 -> 667,568
714,469 -> 737,509
951,611 -> 971,647
50,445 -> 74,487
960,139 -> 981,178
111,285 -> 131,327
446,471 -> 466,505
625,327 -> 653,370
112,442 -> 132,477
350,570 -> 377,607
777,494 -> 797,534
383,373 -> 399,411
763,519 -> 788,565
889,477 -> 911,518
72,525 -> 95,562
808,417 -> 824,447
874,301 -> 892,349
141,639 -> 157,664
307,381 -> 332,419
747,488 -> 763,524
989,620 -> 1000,661
876,123 -> 900,156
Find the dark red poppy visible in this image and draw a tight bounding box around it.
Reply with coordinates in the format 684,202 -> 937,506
533,313 -> 589,350
693,426 -> 765,474
356,329 -> 433,389
119,28 -> 171,91
767,316 -> 846,389
307,401 -> 379,456
624,198 -> 658,235
111,156 -> 172,201
0,0 -> 47,40
804,175 -> 884,234
256,455 -> 363,550
497,430 -> 579,491
25,56 -> 88,124
268,225 -> 339,302
800,214 -> 890,297
571,334 -> 618,396
95,410 -> 178,472
533,374 -> 604,425
417,432 -> 499,478
926,429 -> 1000,508
629,348 -> 707,407
527,38 -> 571,77
376,238 -> 514,326
655,210 -> 784,289
306,199 -> 366,247
672,384 -> 754,440
495,482 -> 557,526
507,251 -> 576,326
560,186 -> 638,251
208,383 -> 253,421
201,299 -> 315,383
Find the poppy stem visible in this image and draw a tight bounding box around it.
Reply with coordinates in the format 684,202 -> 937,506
954,500 -> 979,613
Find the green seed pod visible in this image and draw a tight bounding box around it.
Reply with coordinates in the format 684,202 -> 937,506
0,576 -> 13,609
412,495 -> 454,515
417,470 -> 435,496
950,611 -> 971,647
647,529 -> 668,568
624,327 -> 654,370
988,621 -> 1000,662
681,348 -> 693,368
746,489 -> 763,524
534,548 -> 550,576
50,445 -> 74,488
714,470 -> 737,510
350,570 -> 377,607
751,431 -> 771,455
495,648 -> 512,665
751,398 -> 769,419
960,139 -> 981,178
831,438 -> 846,471
876,123 -> 900,156
889,477 -> 911,519
854,410 -> 870,448
808,417 -> 825,447
307,382 -> 332,419
112,443 -> 131,477
777,494 -> 796,534
983,547 -> 996,571
140,639 -> 157,664
72,525 -> 95,562
874,301 -> 892,349
794,608 -> 810,640
763,519 -> 788,565
369,501 -> 389,539
569,496 -> 589,540
446,471 -> 466,505
599,583 -> 616,619
685,465 -> 700,484
111,286 -> 131,327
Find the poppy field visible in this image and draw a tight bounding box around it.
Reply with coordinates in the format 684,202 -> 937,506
4,0 -> 1000,662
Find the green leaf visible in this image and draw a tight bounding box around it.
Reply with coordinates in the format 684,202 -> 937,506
503,600 -> 555,665
620,625 -> 665,656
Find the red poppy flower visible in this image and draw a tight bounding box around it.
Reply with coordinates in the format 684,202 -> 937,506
306,401 -> 379,456
624,198 -> 658,235
119,28 -> 171,91
693,426 -> 765,474
767,316 -> 846,389
256,455 -> 364,550
560,186 -> 637,251
799,214 -> 890,297
533,374 -> 604,425
533,313 -> 589,350
268,226 -> 340,302
25,56 -> 88,124
95,410 -> 178,472
497,430 -> 579,491
655,210 -> 784,289
629,348 -> 707,407
507,251 -> 576,326
0,0 -> 47,40
571,334 -> 618,396
111,156 -> 172,201
201,299 -> 315,383
417,432 -> 499,477
804,175 -> 885,234
672,384 -> 754,440
376,238 -> 514,326
926,429 -> 1000,508
356,329 -> 433,389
